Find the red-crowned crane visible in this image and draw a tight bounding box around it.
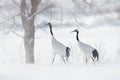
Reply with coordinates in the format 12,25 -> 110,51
46,23 -> 70,64
71,29 -> 99,64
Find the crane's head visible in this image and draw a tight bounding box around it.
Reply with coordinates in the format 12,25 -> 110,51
46,22 -> 51,26
71,29 -> 79,33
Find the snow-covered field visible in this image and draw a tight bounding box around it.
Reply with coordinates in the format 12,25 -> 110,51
0,64 -> 120,80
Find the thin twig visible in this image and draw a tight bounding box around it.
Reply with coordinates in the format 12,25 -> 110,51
0,14 -> 20,24
28,2 -> 54,20
12,31 -> 24,38
12,17 -> 24,38
11,0 -> 20,8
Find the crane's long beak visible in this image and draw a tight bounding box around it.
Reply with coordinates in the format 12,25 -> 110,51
70,30 -> 75,33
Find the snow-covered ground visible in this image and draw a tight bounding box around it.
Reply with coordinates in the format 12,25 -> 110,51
0,64 -> 120,80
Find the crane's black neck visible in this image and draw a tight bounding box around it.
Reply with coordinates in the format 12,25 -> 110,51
76,32 -> 79,41
48,23 -> 53,36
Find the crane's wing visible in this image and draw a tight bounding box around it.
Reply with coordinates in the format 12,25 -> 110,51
78,41 -> 94,53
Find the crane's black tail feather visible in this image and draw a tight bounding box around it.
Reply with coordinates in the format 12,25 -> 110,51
92,49 -> 99,61
66,47 -> 71,61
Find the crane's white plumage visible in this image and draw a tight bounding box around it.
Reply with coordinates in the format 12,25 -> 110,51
52,36 -> 66,56
78,41 -> 94,56
46,23 -> 70,64
71,29 -> 99,64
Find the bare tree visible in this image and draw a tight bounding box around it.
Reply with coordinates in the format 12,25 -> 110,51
20,0 -> 41,63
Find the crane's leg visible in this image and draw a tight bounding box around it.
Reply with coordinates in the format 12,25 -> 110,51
90,56 -> 95,65
52,55 -> 56,64
62,56 -> 66,64
86,57 -> 88,65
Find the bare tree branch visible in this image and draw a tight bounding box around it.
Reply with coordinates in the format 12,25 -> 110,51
28,2 -> 54,20
0,14 -> 20,24
29,0 -> 41,16
12,17 -> 24,38
12,30 -> 24,38
11,0 -> 20,8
